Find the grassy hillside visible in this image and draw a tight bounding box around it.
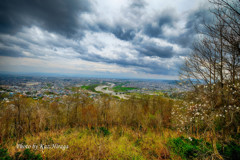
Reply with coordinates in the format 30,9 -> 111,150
1,90 -> 240,159
3,128 -> 181,160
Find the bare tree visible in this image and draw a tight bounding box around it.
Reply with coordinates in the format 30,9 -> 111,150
180,0 -> 240,159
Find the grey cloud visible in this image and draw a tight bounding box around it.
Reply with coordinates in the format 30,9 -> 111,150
137,67 -> 178,75
87,1 -> 146,41
143,11 -> 177,38
92,23 -> 137,41
128,0 -> 147,17
141,5 -> 211,49
0,35 -> 30,50
0,46 -> 25,57
78,53 -> 174,75
130,0 -> 147,9
0,35 -> 30,57
112,26 -> 136,41
136,42 -> 175,58
169,7 -> 212,48
0,0 -> 92,37
105,58 -> 178,75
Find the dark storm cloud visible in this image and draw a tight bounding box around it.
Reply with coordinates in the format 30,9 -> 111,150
136,42 -> 175,58
109,0 -> 147,41
128,0 -> 147,17
0,34 -> 30,57
137,67 -> 178,75
169,7 -> 212,48
0,34 -> 29,50
130,0 -> 147,9
88,0 -> 147,41
91,23 -> 137,41
0,46 -> 24,57
108,58 -> 178,76
144,11 -> 177,38
0,0 -> 92,37
112,26 -> 136,41
141,6 -> 211,49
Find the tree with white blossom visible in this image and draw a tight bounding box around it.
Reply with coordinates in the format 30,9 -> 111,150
179,0 -> 240,159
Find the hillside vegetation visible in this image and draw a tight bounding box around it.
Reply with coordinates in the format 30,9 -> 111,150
0,88 -> 240,159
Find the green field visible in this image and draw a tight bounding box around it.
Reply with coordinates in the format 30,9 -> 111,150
81,84 -> 99,92
113,85 -> 137,92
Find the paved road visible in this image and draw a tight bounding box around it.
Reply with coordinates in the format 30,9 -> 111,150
95,85 -> 115,94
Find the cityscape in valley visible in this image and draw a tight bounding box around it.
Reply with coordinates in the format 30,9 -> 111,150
0,74 -> 189,102
0,0 -> 240,159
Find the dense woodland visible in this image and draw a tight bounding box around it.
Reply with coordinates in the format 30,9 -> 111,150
0,0 -> 240,159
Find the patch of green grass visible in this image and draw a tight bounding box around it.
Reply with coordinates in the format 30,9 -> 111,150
98,127 -> 111,137
113,96 -> 120,99
113,85 -> 137,92
0,146 -> 42,160
167,136 -> 212,159
81,84 -> 99,92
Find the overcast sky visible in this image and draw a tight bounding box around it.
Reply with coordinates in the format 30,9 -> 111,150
0,0 -> 211,79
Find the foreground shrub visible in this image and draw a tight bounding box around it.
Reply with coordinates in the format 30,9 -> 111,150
0,146 -> 42,160
98,127 -> 111,137
167,136 -> 212,159
14,149 -> 43,160
0,146 -> 12,160
218,141 -> 240,160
